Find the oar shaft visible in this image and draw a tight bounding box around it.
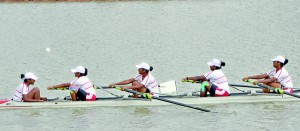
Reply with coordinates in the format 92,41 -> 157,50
229,84 -> 260,88
118,87 -> 210,112
247,80 -> 300,98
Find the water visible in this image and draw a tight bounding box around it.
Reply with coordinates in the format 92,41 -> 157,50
0,0 -> 300,130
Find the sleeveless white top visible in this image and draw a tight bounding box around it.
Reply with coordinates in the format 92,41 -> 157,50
12,82 -> 30,101
134,73 -> 159,96
204,70 -> 230,93
70,76 -> 96,95
267,67 -> 293,88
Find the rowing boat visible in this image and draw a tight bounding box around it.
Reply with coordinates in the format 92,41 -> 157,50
1,81 -> 299,109
1,92 -> 299,109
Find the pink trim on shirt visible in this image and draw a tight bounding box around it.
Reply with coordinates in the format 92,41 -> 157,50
22,83 -> 29,94
217,81 -> 228,84
205,71 -> 213,78
278,75 -> 290,82
286,78 -> 292,83
80,81 -> 90,86
143,75 -> 150,84
268,70 -> 275,75
71,78 -> 79,85
215,76 -> 225,80
150,84 -> 159,89
84,85 -> 93,90
275,68 -> 282,78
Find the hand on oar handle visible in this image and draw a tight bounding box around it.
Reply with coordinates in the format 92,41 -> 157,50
181,79 -> 196,83
242,77 -> 250,82
114,86 -> 125,91
252,81 -> 259,85
47,86 -> 54,90
274,88 -> 284,94
242,79 -> 258,85
109,83 -> 116,88
142,93 -> 153,99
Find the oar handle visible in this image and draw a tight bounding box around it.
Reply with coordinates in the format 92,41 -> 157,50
47,87 -> 69,90
182,80 -> 201,83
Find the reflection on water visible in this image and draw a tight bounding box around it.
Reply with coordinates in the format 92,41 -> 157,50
133,106 -> 152,116
71,107 -> 88,116
26,110 -> 42,117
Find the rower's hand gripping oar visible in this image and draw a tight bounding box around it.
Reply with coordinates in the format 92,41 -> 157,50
112,86 -> 211,112
244,80 -> 300,98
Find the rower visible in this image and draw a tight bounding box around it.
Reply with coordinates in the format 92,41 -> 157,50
242,56 -> 293,93
48,66 -> 97,101
182,59 -> 230,97
109,63 -> 159,98
12,72 -> 47,102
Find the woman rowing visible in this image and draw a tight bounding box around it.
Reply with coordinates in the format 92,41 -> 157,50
182,59 -> 230,97
12,72 -> 47,102
48,66 -> 96,101
242,56 -> 293,93
109,63 -> 159,98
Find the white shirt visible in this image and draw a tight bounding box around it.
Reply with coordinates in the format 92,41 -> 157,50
204,70 -> 230,94
134,73 -> 159,96
70,76 -> 96,95
267,67 -> 293,88
12,82 -> 30,101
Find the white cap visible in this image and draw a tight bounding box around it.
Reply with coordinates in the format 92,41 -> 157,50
71,66 -> 85,73
271,56 -> 285,63
136,63 -> 150,70
24,72 -> 38,80
207,59 -> 221,67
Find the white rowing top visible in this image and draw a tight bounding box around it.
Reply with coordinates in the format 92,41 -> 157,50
267,67 -> 293,88
204,70 -> 230,93
12,82 -> 30,101
70,76 -> 96,95
134,73 -> 159,96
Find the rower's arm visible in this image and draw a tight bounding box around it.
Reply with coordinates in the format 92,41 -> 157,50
256,77 -> 277,84
246,74 -> 269,79
114,78 -> 135,85
125,84 -> 144,90
51,83 -> 71,89
186,75 -> 207,81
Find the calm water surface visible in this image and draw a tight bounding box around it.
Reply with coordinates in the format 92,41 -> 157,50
0,0 -> 300,130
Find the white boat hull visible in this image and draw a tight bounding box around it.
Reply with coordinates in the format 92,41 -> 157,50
1,94 -> 298,109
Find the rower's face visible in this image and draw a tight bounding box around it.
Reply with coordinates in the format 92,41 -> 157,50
29,79 -> 35,85
273,61 -> 280,67
209,66 -> 215,71
138,68 -> 145,74
74,72 -> 80,77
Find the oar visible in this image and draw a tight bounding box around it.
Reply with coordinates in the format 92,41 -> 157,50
245,80 -> 300,98
113,86 -> 211,112
229,84 -> 260,88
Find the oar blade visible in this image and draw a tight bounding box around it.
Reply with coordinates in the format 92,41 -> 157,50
159,80 -> 177,95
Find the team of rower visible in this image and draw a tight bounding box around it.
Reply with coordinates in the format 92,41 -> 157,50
12,55 -> 294,102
